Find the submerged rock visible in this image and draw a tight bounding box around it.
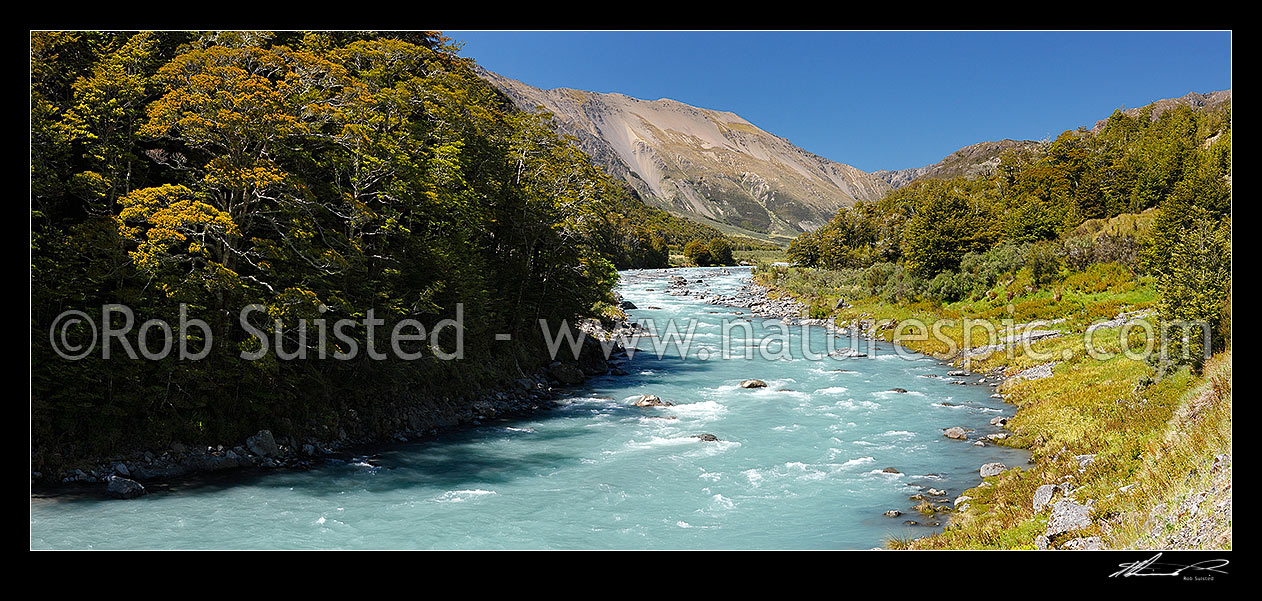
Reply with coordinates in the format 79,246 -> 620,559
692,433 -> 719,442
889,388 -> 908,393
882,467 -> 901,474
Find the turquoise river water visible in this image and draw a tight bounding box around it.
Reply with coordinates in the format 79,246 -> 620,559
30,267 -> 1024,549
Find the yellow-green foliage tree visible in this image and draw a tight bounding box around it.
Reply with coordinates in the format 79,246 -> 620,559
30,31 -> 651,470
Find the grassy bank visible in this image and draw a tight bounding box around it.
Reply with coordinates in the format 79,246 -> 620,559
756,265 -> 1231,550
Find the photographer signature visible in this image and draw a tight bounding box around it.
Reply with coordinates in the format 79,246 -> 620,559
1110,553 -> 1229,578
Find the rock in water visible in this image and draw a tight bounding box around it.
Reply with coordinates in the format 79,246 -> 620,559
633,394 -> 672,407
944,427 -> 967,440
692,433 -> 719,442
620,300 -> 637,310
889,388 -> 908,393
882,467 -> 901,474
979,462 -> 1007,477
106,475 -> 146,499
884,510 -> 902,518
739,379 -> 768,388
246,430 -> 281,458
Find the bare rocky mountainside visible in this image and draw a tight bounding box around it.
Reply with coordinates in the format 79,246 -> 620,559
477,67 -> 892,241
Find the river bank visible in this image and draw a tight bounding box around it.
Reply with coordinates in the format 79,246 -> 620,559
752,264 -> 1232,550
32,320 -> 633,499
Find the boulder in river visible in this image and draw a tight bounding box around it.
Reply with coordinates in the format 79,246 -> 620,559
889,388 -> 908,393
692,433 -> 720,442
620,300 -> 637,310
633,394 -> 672,407
882,467 -> 901,474
944,427 -> 967,440
739,379 -> 768,389
884,510 -> 902,518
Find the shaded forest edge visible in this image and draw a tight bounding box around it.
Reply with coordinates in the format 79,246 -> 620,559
30,31 -> 749,478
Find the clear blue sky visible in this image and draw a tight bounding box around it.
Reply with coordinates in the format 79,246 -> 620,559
445,31 -> 1231,172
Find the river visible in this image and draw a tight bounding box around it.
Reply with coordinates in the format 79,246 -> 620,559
30,266 -> 1024,549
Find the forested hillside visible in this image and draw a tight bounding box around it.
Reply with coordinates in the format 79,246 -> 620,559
765,95 -> 1231,549
787,99 -> 1232,369
29,31 -> 732,471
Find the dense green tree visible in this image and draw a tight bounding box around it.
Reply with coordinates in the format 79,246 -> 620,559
901,183 -> 997,278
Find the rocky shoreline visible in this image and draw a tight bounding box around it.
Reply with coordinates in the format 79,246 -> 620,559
33,319 -> 633,500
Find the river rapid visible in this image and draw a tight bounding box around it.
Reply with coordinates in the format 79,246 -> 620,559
30,267 -> 1024,549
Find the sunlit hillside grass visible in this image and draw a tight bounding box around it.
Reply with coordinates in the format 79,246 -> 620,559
756,263 -> 1230,550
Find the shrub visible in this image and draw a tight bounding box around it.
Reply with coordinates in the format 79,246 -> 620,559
707,238 -> 734,266
927,270 -> 973,303
683,240 -> 712,266
1026,241 -> 1063,288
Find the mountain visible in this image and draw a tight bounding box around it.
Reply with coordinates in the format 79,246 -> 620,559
871,139 -> 1041,189
873,89 -> 1232,190
1091,89 -> 1232,133
476,67 -> 892,241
